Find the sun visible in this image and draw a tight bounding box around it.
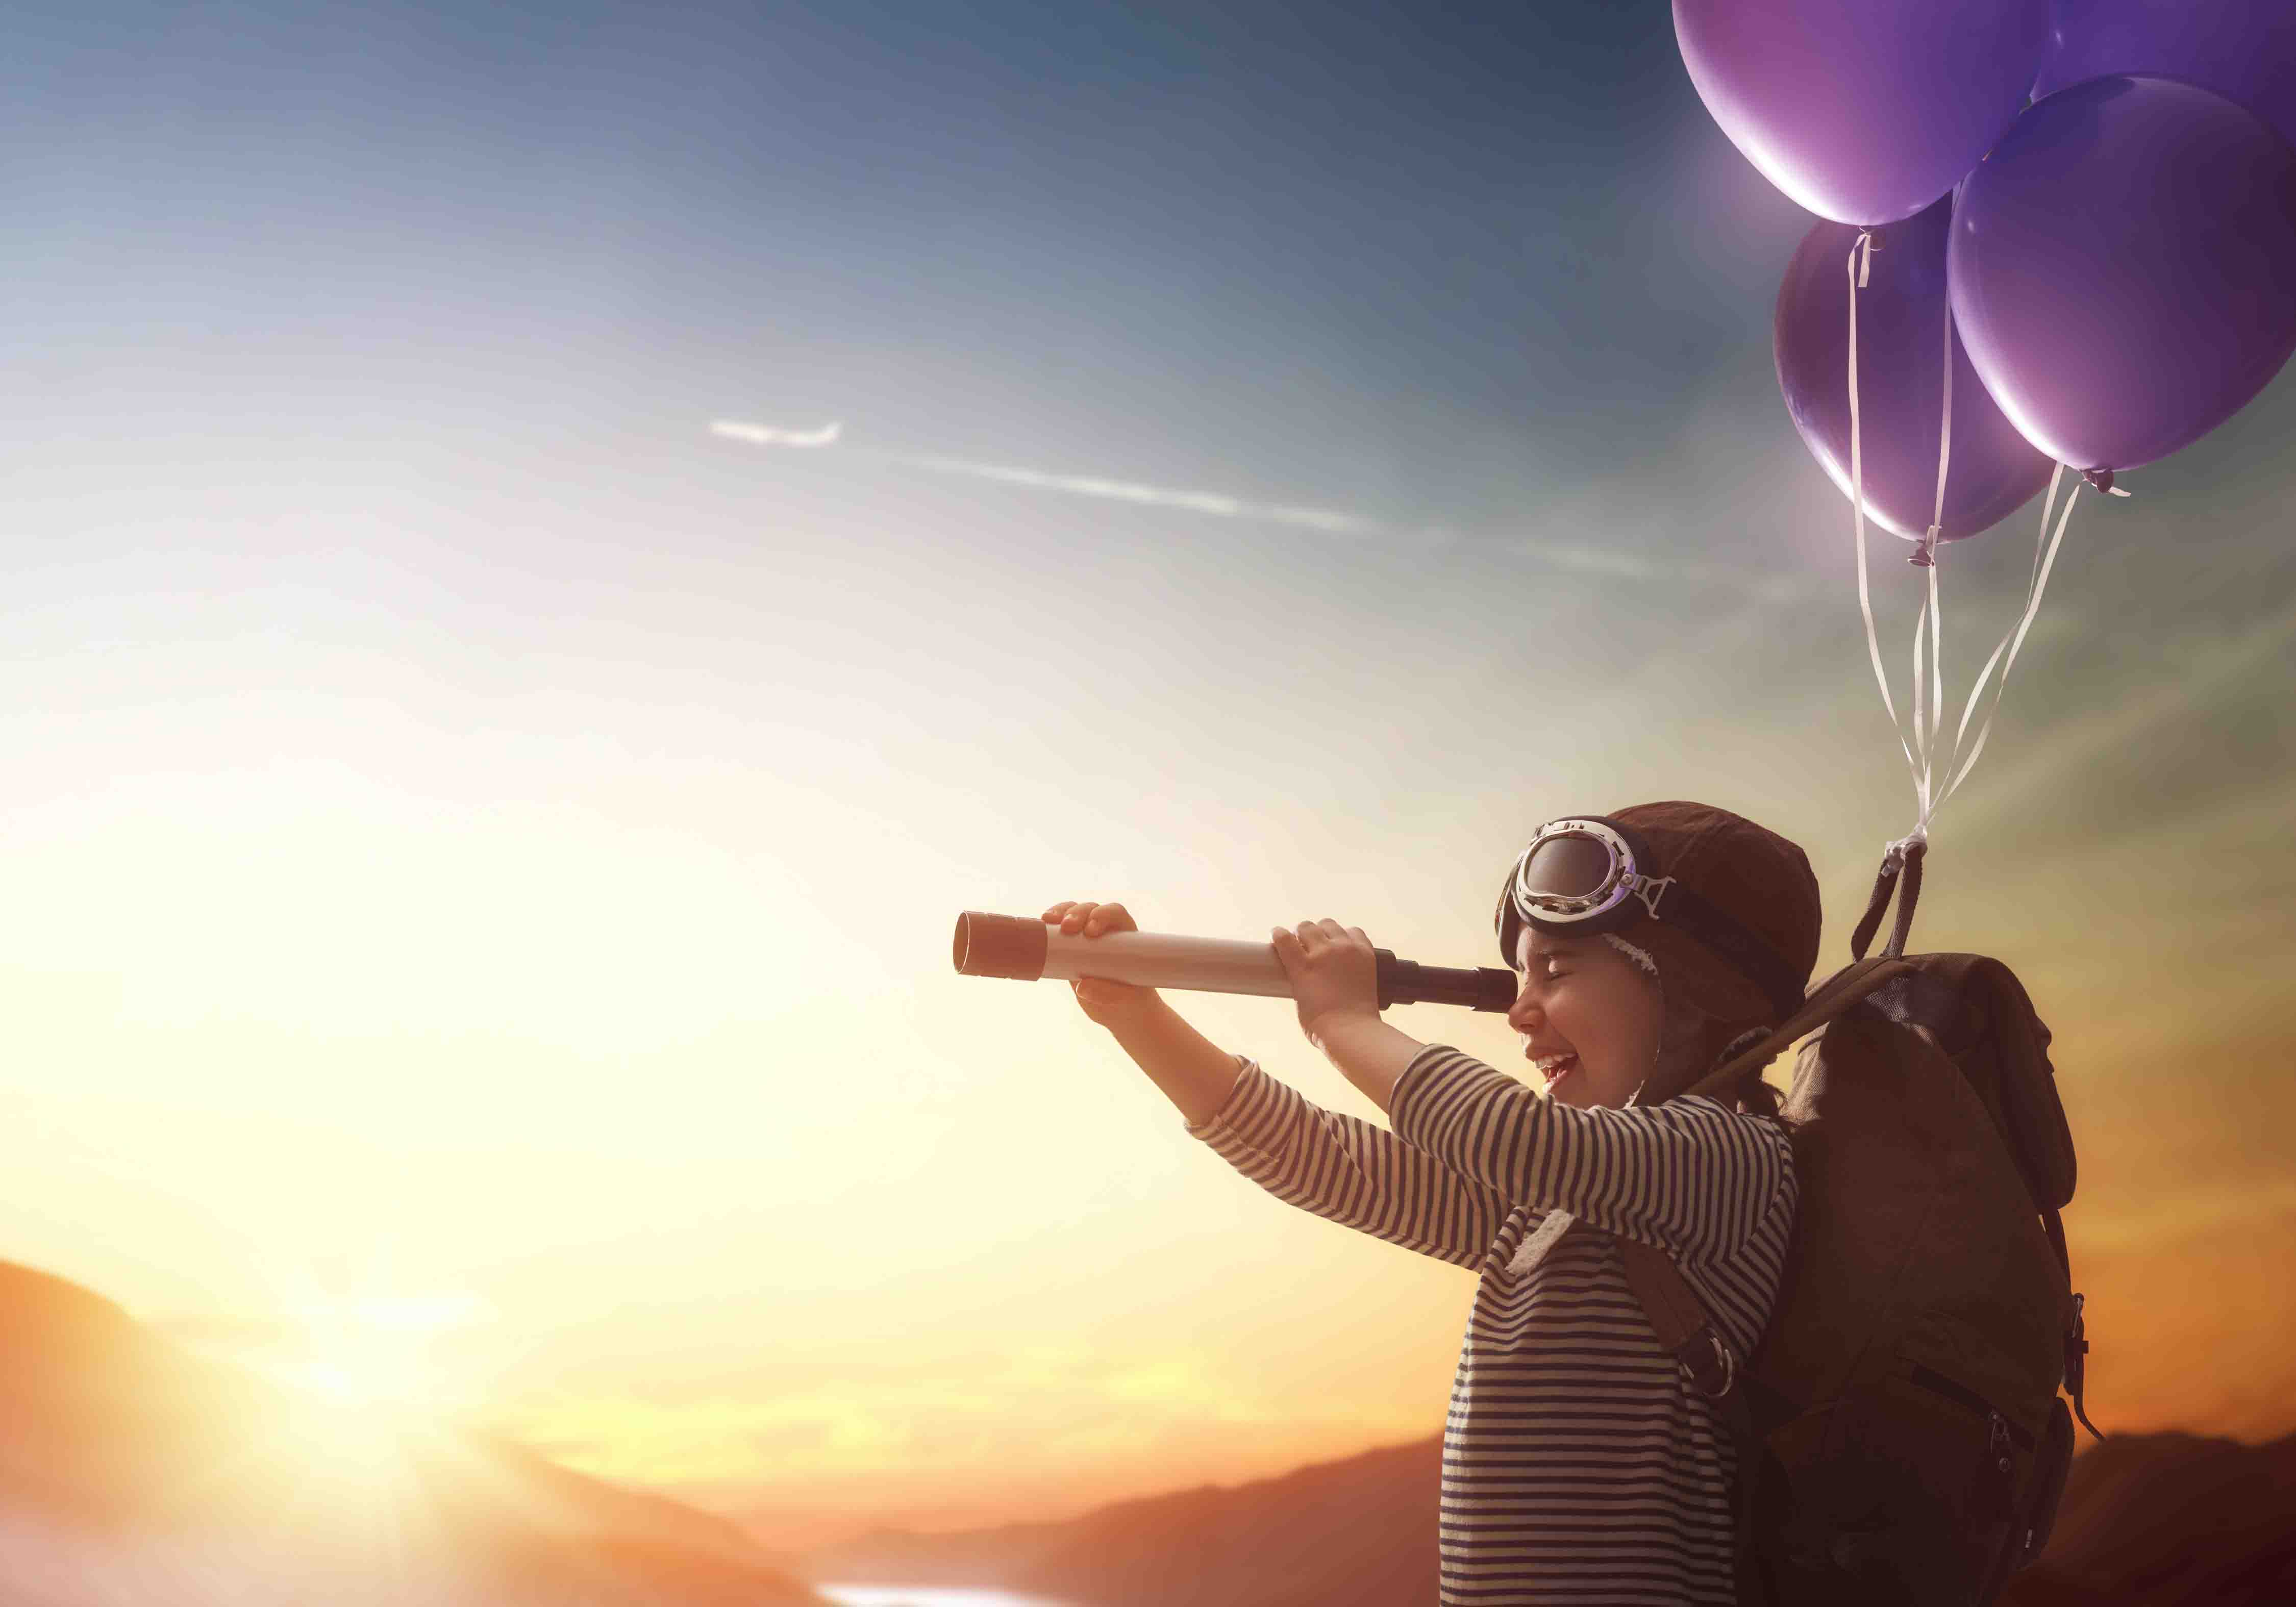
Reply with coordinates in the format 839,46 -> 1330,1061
211,1291 -> 494,1510
146,1287 -> 506,1528
270,1293 -> 486,1414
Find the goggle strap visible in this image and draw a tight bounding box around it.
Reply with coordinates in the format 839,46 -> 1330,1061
1641,878 -> 1806,1024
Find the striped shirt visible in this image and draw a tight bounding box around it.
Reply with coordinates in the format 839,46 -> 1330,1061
1188,1044 -> 1796,1606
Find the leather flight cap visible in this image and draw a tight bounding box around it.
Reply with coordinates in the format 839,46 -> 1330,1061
1501,814 -> 1807,1022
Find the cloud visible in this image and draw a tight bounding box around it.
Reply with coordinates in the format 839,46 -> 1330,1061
2074,1176 -> 2296,1255
1961,595 -> 2296,822
490,1348 -> 1423,1494
710,419 -> 842,448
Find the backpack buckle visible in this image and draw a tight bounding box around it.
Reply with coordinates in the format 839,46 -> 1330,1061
1677,1327 -> 1737,1398
2064,1291 -> 2090,1394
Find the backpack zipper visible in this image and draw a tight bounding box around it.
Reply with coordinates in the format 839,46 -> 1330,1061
1906,1363 -> 2037,1452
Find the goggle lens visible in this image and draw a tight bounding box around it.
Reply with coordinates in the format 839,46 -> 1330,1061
1517,833 -> 1617,903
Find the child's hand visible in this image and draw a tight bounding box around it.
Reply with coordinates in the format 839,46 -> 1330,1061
1271,919 -> 1382,1045
1041,900 -> 1159,1029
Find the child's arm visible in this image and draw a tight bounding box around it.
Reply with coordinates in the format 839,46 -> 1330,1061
1269,918 -> 1432,1113
1053,901 -> 1509,1269
1386,1047 -> 1793,1265
1278,919 -> 1790,1265
1101,992 -> 1256,1127
1044,900 -> 1243,1125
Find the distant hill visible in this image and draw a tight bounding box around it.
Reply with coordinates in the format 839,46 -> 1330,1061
802,1428 -> 2296,1606
0,1259 -> 822,1606
802,1438 -> 1442,1606
2000,1430 -> 2296,1606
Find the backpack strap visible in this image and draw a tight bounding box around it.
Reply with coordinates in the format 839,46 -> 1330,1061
1616,1236 -> 1736,1393
1628,955 -> 1918,1385
1617,1234 -> 1772,1605
1849,836 -> 1927,961
1681,955 -> 1919,1106
1611,955 -> 1918,1606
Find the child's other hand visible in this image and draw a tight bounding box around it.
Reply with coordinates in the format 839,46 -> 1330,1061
1042,900 -> 1158,1029
1271,920 -> 1382,1045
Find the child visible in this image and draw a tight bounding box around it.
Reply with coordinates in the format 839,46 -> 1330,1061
1046,800 -> 1822,1606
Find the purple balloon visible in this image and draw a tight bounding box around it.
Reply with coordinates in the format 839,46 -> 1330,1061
1776,198 -> 2054,543
1949,76 -> 2296,472
2034,0 -> 2296,156
1675,0 -> 2051,225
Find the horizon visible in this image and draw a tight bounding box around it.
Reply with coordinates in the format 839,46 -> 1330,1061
8,1248 -> 2287,1562
5,1250 -> 2288,1569
3,0 -> 2292,1562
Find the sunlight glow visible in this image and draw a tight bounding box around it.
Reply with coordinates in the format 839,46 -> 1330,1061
257,1291 -> 493,1419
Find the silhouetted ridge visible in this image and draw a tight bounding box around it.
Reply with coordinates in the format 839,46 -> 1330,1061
0,1258 -> 823,1605
802,1437 -> 1442,1606
802,1430 -> 2296,1607
0,1261 -> 136,1345
2001,1430 -> 2296,1605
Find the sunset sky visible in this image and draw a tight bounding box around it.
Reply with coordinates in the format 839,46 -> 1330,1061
3,0 -> 2292,1557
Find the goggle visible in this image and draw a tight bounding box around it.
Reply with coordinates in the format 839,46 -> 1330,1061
1499,815 -> 1803,1019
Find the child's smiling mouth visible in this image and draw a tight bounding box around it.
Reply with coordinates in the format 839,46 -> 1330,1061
1531,1052 -> 1579,1091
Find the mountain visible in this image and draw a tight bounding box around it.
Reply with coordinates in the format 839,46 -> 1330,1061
0,1259 -> 822,1606
1999,1430 -> 2296,1606
801,1438 -> 1442,1606
1011,1439 -> 1443,1607
802,1429 -> 2296,1606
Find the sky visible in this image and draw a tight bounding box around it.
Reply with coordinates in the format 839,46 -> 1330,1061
3,0 -> 2293,1556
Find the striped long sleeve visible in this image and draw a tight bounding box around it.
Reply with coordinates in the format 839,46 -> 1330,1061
1191,1044 -> 1798,1605
1390,1045 -> 1791,1270
1186,1058 -> 1509,1270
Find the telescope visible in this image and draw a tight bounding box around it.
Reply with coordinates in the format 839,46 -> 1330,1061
953,911 -> 1517,1012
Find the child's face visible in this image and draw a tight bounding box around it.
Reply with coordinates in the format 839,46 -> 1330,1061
1508,927 -> 1663,1109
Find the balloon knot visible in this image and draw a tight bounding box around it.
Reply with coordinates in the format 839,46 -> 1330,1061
2080,467 -> 2116,495
1851,231 -> 1877,288
1910,528 -> 1939,567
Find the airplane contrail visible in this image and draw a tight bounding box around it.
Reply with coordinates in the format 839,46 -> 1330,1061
711,418 -> 1375,534
901,453 -> 1381,535
712,419 -> 843,448
706,417 -> 1802,594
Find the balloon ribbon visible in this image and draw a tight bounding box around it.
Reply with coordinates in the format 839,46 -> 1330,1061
1842,232 -> 2087,852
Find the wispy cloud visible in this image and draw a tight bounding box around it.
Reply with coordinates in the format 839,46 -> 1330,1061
491,1347 -> 1422,1492
1967,596 -> 2296,818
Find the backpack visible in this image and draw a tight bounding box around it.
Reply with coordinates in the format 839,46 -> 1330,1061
1611,943 -> 2101,1607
